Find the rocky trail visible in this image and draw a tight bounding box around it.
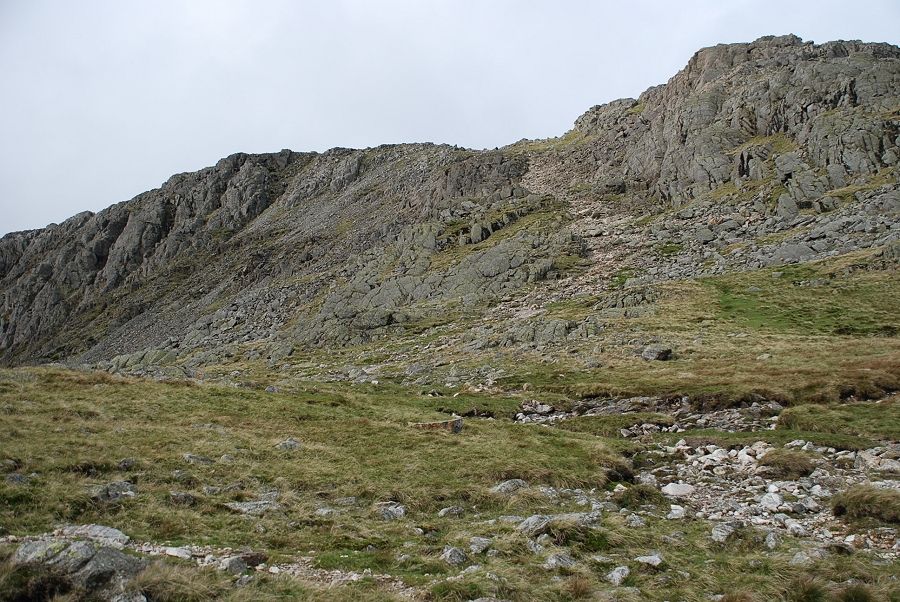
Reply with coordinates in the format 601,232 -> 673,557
516,394 -> 900,563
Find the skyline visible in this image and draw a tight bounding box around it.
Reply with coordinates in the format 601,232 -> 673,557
2,0 -> 899,235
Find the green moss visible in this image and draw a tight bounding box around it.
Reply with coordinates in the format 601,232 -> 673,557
609,268 -> 640,289
625,102 -> 646,116
702,264 -> 900,336
655,242 -> 683,257
729,133 -> 799,156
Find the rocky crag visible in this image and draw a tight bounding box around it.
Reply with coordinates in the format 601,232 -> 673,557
1,34 -> 897,377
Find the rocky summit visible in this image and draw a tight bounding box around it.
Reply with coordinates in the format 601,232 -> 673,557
1,35 -> 899,602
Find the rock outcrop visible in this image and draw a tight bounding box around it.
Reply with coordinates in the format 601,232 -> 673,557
1,35 -> 898,369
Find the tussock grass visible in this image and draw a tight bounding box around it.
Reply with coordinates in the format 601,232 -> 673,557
129,561 -> 228,602
758,449 -> 816,478
833,584 -> 877,602
782,575 -> 829,602
3,355 -> 900,599
0,368 -> 618,579
505,257 -> 900,408
720,593 -> 757,602
663,428 -> 875,452
612,484 -> 666,509
831,485 -> 900,524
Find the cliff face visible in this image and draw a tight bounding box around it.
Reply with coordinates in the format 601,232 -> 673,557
2,35 -> 899,369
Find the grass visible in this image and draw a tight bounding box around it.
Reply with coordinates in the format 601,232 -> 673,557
831,485 -> 900,525
545,256 -> 900,407
833,584 -> 878,602
729,133 -> 799,157
2,252 -> 900,599
783,575 -> 829,602
0,547 -> 399,602
0,366 -> 630,601
509,129 -> 592,154
778,400 -> 900,441
427,200 -> 571,272
608,268 -> 640,289
703,264 -> 900,337
758,448 -> 816,478
544,295 -> 602,321
611,484 -> 667,509
654,242 -> 683,257
825,166 -> 896,201
625,102 -> 645,116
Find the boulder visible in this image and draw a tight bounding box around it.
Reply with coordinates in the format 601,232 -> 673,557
606,565 -> 630,586
543,552 -> 576,570
634,553 -> 664,568
642,345 -> 672,361
491,479 -> 528,494
661,482 -> 695,497
469,537 -> 493,554
90,481 -> 136,503
440,546 -> 468,567
374,502 -> 407,521
13,537 -> 145,600
224,500 -> 280,516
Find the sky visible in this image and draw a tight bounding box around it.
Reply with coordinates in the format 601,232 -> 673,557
1,1 -> 899,235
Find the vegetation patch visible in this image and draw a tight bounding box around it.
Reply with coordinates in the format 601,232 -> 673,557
758,448 -> 816,478
778,400 -> 900,441
703,265 -> 900,337
831,485 -> 900,524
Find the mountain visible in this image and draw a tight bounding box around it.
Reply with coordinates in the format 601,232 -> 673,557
1,34 -> 898,388
2,35 -> 900,602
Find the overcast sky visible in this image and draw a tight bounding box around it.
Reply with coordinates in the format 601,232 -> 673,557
1,0 -> 898,235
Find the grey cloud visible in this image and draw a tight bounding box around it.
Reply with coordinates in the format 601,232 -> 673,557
1,0 -> 898,234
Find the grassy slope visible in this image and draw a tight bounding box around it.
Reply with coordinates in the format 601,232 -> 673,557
1,368 -> 898,601
491,254 -> 900,408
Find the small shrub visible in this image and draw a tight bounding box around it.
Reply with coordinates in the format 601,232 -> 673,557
832,485 -> 900,524
759,449 -> 816,478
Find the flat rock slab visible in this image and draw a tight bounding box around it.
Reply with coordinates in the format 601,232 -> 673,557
661,482 -> 696,497
57,524 -> 130,547
409,417 -> 463,434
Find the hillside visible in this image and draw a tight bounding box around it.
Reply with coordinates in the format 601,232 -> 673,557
1,34 -> 899,602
